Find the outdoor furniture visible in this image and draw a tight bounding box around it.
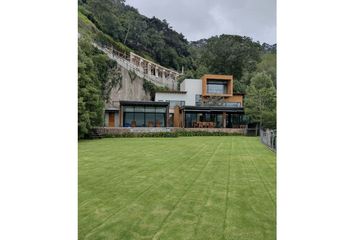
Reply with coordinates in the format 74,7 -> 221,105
147,121 -> 154,127
131,120 -> 136,127
156,120 -> 161,127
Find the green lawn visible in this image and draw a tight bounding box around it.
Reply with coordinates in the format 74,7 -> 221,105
79,136 -> 276,240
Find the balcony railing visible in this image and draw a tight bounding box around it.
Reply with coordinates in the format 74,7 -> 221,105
196,101 -> 242,108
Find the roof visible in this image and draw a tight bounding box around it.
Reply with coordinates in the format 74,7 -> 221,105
181,105 -> 244,113
155,90 -> 187,94
119,100 -> 169,107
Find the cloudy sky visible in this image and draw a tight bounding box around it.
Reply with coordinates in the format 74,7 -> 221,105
125,0 -> 276,44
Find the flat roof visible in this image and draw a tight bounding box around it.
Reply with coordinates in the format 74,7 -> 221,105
120,100 -> 169,107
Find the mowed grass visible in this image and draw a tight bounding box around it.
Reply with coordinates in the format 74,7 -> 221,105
79,136 -> 276,240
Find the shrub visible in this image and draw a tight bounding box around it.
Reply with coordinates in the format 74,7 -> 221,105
99,130 -> 243,138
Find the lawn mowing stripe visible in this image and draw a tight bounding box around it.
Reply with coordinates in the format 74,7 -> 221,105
221,137 -> 232,240
247,139 -> 276,172
124,140 -> 226,240
151,142 -> 223,240
83,143 -> 209,240
78,139 -> 196,214
117,142 -> 219,239
82,142 -> 206,239
190,141 -> 228,240
191,142 -> 237,240
79,141 -> 196,237
244,140 -> 275,205
95,141 -> 221,239
79,149 -> 175,206
226,137 -> 275,239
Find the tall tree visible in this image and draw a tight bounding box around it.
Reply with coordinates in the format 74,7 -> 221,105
199,34 -> 262,89
78,38 -> 120,138
244,72 -> 276,129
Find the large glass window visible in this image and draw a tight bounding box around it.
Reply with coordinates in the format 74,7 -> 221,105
207,80 -> 228,94
145,113 -> 155,127
185,112 -> 223,128
185,113 -> 197,128
135,113 -> 145,127
122,105 -> 167,127
226,114 -> 248,128
155,113 -> 165,127
123,113 -> 134,127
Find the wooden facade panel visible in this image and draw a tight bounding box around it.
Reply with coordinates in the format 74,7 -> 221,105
201,74 -> 233,97
225,95 -> 243,106
173,106 -> 181,127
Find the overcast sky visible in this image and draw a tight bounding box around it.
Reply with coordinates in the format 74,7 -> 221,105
125,0 -> 276,44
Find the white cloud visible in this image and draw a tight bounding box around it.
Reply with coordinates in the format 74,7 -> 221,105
125,0 -> 276,44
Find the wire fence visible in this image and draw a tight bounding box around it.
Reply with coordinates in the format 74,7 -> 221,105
260,129 -> 276,151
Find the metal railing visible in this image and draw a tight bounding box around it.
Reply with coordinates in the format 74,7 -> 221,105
195,101 -> 242,107
260,129 -> 276,151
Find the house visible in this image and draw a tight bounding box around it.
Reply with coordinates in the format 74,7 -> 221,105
104,74 -> 247,128
155,74 -> 247,128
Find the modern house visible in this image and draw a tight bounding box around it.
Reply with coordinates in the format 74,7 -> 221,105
155,74 -> 246,128
104,74 -> 247,128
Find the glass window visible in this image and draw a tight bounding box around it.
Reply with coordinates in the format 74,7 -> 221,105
124,106 -> 134,112
135,112 -> 145,127
197,113 -> 203,122
124,113 -> 134,127
145,113 -> 155,127
207,81 -> 228,94
156,107 -> 166,113
216,114 -> 223,128
145,106 -> 156,113
155,113 -> 165,127
185,112 -> 197,128
135,106 -> 145,112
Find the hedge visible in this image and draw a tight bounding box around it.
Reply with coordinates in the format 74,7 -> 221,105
95,131 -> 243,138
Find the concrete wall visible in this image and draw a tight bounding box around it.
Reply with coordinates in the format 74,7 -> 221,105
180,79 -> 202,106
105,67 -> 152,110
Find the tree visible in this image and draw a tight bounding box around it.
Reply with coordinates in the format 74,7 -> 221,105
199,34 -> 262,83
244,72 -> 276,129
257,53 -> 276,87
78,37 -> 119,138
